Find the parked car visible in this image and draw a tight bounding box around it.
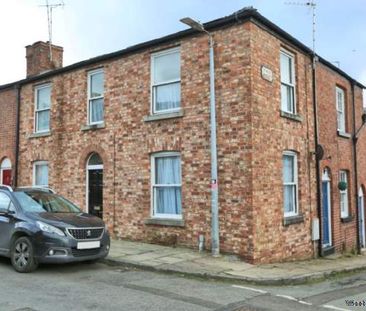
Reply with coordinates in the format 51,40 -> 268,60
0,185 -> 110,272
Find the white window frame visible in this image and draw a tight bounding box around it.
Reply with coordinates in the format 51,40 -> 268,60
34,84 -> 51,133
150,47 -> 181,115
336,86 -> 346,133
87,69 -> 104,125
283,151 -> 299,217
151,152 -> 182,219
33,161 -> 49,187
339,170 -> 349,218
280,49 -> 296,114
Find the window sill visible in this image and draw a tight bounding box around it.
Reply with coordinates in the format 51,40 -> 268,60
143,110 -> 184,122
144,218 -> 184,227
341,215 -> 353,223
280,110 -> 303,122
29,131 -> 51,139
81,122 -> 105,131
337,131 -> 351,139
283,214 -> 304,226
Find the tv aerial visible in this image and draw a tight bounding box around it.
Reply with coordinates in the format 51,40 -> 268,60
39,0 -> 65,61
285,1 -> 317,66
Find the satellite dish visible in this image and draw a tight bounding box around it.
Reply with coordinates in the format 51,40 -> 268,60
316,144 -> 324,160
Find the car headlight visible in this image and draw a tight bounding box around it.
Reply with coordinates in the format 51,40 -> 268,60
37,221 -> 65,237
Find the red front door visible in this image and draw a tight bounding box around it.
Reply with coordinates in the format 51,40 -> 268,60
2,169 -> 12,186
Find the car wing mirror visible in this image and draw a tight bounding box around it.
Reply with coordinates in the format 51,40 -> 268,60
0,209 -> 15,216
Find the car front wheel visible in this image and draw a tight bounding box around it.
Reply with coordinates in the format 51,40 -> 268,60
11,236 -> 38,273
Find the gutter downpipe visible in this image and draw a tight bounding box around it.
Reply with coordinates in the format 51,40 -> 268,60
14,84 -> 21,188
352,82 -> 361,254
209,34 -> 220,257
311,54 -> 322,257
179,18 -> 220,257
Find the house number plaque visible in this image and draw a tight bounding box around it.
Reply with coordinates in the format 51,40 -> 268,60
261,66 -> 273,82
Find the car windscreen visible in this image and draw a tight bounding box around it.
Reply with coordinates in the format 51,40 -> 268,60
13,191 -> 81,213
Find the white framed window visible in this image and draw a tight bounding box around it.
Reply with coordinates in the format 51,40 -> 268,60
34,84 -> 51,133
283,151 -> 298,217
151,152 -> 182,219
339,170 -> 349,218
33,161 -> 49,187
336,87 -> 346,133
280,50 -> 296,114
151,47 -> 181,114
88,69 -> 104,125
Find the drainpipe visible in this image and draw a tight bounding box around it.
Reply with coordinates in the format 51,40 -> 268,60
352,82 -> 365,254
179,17 -> 220,256
14,84 -> 21,188
311,54 -> 322,257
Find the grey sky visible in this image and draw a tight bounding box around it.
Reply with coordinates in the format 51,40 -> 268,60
0,0 -> 365,87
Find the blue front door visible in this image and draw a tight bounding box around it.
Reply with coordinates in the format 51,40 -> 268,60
322,181 -> 331,247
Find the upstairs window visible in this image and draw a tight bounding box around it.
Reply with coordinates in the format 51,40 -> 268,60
33,161 -> 49,187
283,151 -> 298,217
88,69 -> 104,124
35,85 -> 51,133
339,170 -> 349,218
336,87 -> 346,133
151,48 -> 181,114
280,50 -> 296,114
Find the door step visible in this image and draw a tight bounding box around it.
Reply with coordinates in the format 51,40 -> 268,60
321,246 -> 335,257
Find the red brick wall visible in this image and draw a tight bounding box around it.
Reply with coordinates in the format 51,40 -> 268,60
26,41 -> 63,77
354,85 -> 366,246
18,22 -> 256,260
316,63 -> 361,253
249,23 -> 317,263
0,87 -> 17,185
13,19 -> 364,263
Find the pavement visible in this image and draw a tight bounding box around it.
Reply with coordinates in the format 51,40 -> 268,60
105,239 -> 366,286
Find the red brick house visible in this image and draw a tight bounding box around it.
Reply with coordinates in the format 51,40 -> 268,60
316,62 -> 366,255
0,8 -> 364,263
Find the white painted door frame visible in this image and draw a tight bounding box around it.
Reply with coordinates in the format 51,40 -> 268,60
86,162 -> 103,214
359,187 -> 365,248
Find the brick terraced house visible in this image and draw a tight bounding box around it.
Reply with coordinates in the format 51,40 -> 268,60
0,8 -> 365,263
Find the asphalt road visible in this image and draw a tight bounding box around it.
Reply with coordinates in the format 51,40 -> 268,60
0,257 -> 365,311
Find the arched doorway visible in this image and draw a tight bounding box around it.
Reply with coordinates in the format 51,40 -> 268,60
86,153 -> 103,218
359,187 -> 365,248
322,168 -> 332,248
1,158 -> 12,186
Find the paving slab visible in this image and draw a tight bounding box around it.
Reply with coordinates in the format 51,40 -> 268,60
104,239 -> 366,285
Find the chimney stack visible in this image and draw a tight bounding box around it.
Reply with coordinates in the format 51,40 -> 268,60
26,41 -> 63,77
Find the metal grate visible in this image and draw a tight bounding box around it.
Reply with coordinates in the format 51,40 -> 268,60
71,248 -> 101,257
67,227 -> 104,240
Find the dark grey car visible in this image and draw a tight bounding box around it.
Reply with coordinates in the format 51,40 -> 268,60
0,185 -> 110,272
